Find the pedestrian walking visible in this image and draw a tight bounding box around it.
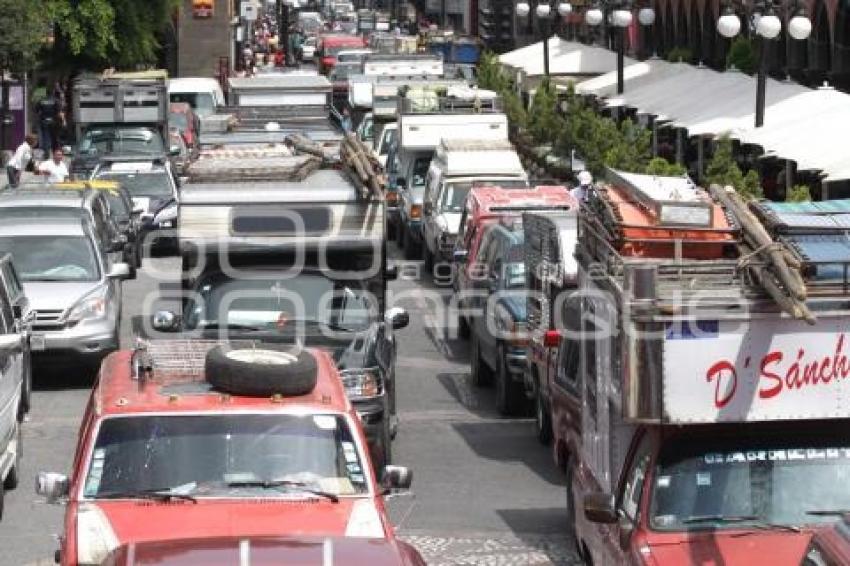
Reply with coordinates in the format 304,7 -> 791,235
37,148 -> 70,183
35,87 -> 60,152
6,134 -> 37,188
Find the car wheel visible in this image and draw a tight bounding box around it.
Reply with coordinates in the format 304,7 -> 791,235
565,459 -> 579,550
457,310 -> 470,339
496,345 -> 521,416
470,332 -> 492,387
535,379 -> 553,445
3,423 -> 21,491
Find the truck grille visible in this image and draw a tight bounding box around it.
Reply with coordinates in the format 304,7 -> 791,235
33,309 -> 65,330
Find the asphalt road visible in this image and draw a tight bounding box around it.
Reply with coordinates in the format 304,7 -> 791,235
0,248 -> 578,566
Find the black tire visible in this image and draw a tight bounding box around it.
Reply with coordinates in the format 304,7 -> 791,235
535,378 -> 553,445
4,423 -> 20,491
206,345 -> 318,397
457,311 -> 470,339
470,332 -> 492,387
373,415 -> 393,472
496,346 -> 522,416
565,460 -> 579,550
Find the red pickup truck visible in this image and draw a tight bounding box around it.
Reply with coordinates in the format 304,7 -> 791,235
318,34 -> 367,74
36,340 -> 417,565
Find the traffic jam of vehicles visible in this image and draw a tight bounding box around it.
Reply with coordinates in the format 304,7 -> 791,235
3,8 -> 850,566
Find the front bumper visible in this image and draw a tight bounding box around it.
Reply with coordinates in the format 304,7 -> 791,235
30,317 -> 118,359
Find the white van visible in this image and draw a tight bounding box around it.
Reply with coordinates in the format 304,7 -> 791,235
168,78 -> 226,118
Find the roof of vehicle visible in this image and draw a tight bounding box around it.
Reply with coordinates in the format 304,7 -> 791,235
0,187 -> 98,206
94,342 -> 351,417
438,139 -> 515,152
468,185 -> 575,223
168,77 -> 224,93
229,75 -> 332,91
320,35 -> 367,45
103,536 -> 424,566
181,169 -> 359,204
96,159 -> 169,173
0,216 -> 89,237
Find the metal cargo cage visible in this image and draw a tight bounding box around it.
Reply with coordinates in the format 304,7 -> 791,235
73,77 -> 167,125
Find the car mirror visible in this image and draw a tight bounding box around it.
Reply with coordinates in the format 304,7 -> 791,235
0,333 -> 23,353
36,471 -> 69,504
381,465 -> 412,490
583,492 -> 618,524
152,310 -> 180,332
169,145 -> 181,157
384,307 -> 409,330
453,249 -> 468,263
107,263 -> 131,279
61,145 -> 74,157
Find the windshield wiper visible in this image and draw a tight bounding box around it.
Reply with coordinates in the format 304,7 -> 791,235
224,479 -> 339,503
682,514 -> 760,525
806,509 -> 850,517
95,488 -> 197,503
195,321 -> 270,332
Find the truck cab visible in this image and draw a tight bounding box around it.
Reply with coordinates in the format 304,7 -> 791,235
551,169 -> 850,566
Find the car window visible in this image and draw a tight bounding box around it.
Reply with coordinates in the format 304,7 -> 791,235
378,128 -> 396,155
439,182 -> 473,213
96,171 -> 174,199
620,432 -> 653,523
79,127 -> 165,156
0,236 -> 100,282
410,156 -> 431,188
555,297 -> 581,395
0,285 -> 11,335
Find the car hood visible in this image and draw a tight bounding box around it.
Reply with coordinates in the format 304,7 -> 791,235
645,530 -> 813,565
104,535 -> 423,566
22,281 -> 102,312
90,498 -> 388,546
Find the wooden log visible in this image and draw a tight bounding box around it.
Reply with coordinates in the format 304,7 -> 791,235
709,184 -> 807,301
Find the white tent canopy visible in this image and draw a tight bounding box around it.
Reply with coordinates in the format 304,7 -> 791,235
499,37 -> 636,78
578,58 -> 850,181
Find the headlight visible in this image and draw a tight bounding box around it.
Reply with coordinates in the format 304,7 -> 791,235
340,368 -> 381,399
77,503 -> 119,565
66,287 -> 109,323
410,204 -> 422,219
385,191 -> 399,204
153,204 -> 178,228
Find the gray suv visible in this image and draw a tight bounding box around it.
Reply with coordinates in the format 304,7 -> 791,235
0,218 -> 129,371
0,253 -> 32,519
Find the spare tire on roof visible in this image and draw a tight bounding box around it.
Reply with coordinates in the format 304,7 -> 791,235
205,344 -> 318,397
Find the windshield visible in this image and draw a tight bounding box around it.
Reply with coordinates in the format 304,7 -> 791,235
96,172 -> 174,199
378,128 -> 396,155
650,436 -> 850,530
184,273 -> 376,332
170,92 -> 215,117
0,235 -> 99,282
79,127 -> 164,156
169,112 -> 189,130
502,260 -> 526,289
439,182 -> 473,212
83,414 -> 370,499
411,156 -> 431,188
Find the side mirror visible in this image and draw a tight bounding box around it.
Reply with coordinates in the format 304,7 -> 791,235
452,249 -> 468,264
132,205 -> 145,215
0,333 -> 23,353
169,145 -> 181,157
583,492 -> 618,524
381,465 -> 412,490
61,145 -> 74,157
36,471 -> 69,504
152,310 -> 180,332
543,329 -> 561,348
384,307 -> 409,330
107,263 -> 131,279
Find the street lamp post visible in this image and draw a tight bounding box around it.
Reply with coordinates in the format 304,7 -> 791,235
515,0 -> 573,78
717,0 -> 811,127
583,1 -> 652,94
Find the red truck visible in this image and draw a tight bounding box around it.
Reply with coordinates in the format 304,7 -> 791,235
318,34 -> 367,75
544,170 -> 850,565
35,340 -> 417,565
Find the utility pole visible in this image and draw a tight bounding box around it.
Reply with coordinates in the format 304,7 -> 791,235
278,0 -> 291,66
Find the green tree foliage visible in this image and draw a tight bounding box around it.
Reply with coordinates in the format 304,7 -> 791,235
527,78 -> 563,143
786,184 -> 812,202
44,0 -> 179,71
665,47 -> 693,64
477,50 -> 527,130
726,36 -> 757,75
705,135 -> 763,199
0,0 -> 50,73
645,157 -> 687,176
603,119 -> 651,173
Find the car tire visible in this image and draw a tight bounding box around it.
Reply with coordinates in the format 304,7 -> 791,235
470,332 -> 492,387
206,345 -> 318,397
457,310 -> 470,339
3,423 -> 20,491
565,459 -> 579,551
535,379 -> 553,445
496,345 -> 522,416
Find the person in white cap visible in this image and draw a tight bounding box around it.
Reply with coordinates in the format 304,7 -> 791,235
571,170 -> 593,203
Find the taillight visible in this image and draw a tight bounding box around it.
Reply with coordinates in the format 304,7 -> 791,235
410,204 -> 422,219
543,330 -> 560,347
385,191 -> 399,204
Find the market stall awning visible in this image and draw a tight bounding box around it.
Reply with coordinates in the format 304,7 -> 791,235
578,61 -> 850,181
499,37 -> 636,79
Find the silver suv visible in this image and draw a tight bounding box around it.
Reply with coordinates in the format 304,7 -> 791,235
0,218 -> 129,371
0,253 -> 32,520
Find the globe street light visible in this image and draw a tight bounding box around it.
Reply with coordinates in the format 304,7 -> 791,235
517,1 -> 555,77
585,2 -> 654,94
516,1 -> 531,18
716,1 -> 811,127
557,2 -> 572,16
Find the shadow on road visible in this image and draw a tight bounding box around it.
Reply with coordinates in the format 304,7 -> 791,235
32,361 -> 99,391
452,420 -> 564,487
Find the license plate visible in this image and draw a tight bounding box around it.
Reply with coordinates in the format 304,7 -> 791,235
30,335 -> 46,351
